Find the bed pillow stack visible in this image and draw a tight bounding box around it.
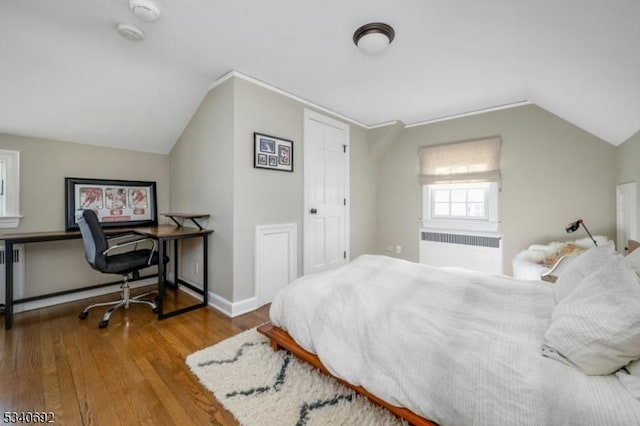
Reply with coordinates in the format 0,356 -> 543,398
543,244 -> 640,376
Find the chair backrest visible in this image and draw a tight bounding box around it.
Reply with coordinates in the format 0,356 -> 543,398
75,209 -> 109,272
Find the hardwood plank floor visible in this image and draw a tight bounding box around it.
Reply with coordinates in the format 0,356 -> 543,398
0,286 -> 270,425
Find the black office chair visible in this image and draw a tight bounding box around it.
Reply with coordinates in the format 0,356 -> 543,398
75,209 -> 161,328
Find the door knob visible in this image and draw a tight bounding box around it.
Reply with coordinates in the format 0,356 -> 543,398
310,208 -> 318,214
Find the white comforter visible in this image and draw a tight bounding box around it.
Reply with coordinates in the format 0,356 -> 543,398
270,255 -> 640,426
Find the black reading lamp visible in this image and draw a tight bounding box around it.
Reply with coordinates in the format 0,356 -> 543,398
565,219 -> 598,247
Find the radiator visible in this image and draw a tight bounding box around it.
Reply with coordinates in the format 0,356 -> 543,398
0,244 -> 25,307
419,230 -> 503,274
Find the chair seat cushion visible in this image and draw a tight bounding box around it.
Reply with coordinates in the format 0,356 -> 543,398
104,249 -> 162,275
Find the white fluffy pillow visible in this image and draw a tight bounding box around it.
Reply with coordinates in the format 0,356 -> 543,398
544,255 -> 640,375
553,242 -> 615,302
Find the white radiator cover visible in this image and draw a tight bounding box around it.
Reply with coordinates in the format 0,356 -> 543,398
419,230 -> 503,274
0,244 -> 26,310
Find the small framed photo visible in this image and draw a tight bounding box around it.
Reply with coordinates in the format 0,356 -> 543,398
254,132 -> 293,172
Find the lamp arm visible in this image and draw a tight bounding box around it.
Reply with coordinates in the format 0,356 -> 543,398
580,222 -> 598,247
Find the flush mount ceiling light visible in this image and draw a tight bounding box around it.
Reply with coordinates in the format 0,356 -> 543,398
117,23 -> 145,41
353,22 -> 395,54
129,0 -> 161,22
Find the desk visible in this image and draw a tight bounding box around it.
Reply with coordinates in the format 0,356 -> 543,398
1,225 -> 213,329
135,226 -> 213,321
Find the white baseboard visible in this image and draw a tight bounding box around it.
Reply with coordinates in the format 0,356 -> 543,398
208,292 -> 259,318
174,275 -> 260,318
14,277 -> 157,313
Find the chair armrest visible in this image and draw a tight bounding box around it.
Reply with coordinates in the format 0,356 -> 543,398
103,237 -> 158,265
106,232 -> 139,242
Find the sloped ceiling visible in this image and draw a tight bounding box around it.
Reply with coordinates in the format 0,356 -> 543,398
0,0 -> 638,154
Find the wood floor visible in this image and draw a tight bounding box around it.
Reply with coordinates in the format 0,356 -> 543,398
0,286 -> 270,425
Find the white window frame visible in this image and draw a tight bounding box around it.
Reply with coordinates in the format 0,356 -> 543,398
422,182 -> 500,233
0,150 -> 22,228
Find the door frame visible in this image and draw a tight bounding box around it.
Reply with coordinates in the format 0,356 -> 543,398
303,108 -> 350,274
616,181 -> 637,253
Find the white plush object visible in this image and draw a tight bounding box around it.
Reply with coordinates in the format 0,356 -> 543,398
270,255 -> 640,426
512,235 -> 609,280
544,255 -> 640,375
553,242 -> 616,302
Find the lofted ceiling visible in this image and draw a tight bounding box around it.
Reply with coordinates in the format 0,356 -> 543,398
0,0 -> 638,154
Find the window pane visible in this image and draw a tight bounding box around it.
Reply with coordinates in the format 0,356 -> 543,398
468,203 -> 485,217
468,189 -> 485,202
433,203 -> 449,216
450,189 -> 466,202
450,203 -> 466,216
433,189 -> 450,202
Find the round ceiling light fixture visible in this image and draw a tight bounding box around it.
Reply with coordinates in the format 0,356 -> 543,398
129,0 -> 161,22
353,22 -> 395,54
117,23 -> 145,41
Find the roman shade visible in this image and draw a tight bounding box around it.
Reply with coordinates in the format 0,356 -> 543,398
419,137 -> 501,185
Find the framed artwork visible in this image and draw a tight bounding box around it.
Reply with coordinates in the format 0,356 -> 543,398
65,177 -> 158,230
253,132 -> 293,172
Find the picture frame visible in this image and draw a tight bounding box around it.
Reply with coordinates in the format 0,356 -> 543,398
253,132 -> 293,172
65,177 -> 158,230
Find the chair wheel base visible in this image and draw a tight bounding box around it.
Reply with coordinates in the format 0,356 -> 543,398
98,320 -> 109,328
79,311 -> 89,320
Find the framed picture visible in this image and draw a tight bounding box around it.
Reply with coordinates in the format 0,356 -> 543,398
254,132 -> 293,172
65,177 -> 158,230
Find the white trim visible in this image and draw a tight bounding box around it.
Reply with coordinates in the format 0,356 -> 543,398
0,216 -> 23,228
367,120 -> 399,129
208,71 -> 531,132
0,150 -> 21,228
255,223 -> 297,306
209,70 -> 370,129
207,291 -> 258,318
405,100 -> 532,128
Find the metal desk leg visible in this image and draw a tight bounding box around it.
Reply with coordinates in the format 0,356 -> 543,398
173,239 -> 179,288
203,234 -> 208,304
4,240 -> 13,330
157,238 -> 165,319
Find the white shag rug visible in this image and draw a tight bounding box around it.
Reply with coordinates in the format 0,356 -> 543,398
186,328 -> 405,426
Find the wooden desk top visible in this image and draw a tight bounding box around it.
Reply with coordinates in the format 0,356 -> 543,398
0,225 -> 213,243
0,227 -> 132,243
134,225 -> 213,238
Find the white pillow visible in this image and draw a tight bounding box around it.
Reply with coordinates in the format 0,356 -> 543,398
544,255 -> 640,375
553,242 -> 615,302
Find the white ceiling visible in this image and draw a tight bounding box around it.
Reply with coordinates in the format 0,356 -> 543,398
1,0 -> 638,154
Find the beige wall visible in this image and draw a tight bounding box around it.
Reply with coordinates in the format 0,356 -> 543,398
0,133 -> 169,297
170,76 -> 377,304
375,105 -> 618,275
617,129 -> 640,235
169,80 -> 235,300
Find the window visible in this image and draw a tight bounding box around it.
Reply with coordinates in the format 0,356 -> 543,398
431,183 -> 488,220
419,138 -> 500,233
0,149 -> 21,228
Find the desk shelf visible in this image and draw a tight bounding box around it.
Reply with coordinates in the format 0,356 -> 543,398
162,213 -> 210,230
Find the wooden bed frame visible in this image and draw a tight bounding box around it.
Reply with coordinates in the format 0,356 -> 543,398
257,322 -> 437,426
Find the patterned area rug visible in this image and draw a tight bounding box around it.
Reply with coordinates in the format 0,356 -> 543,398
186,328 -> 404,425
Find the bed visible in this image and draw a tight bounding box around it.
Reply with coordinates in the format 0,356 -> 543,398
259,252 -> 640,426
